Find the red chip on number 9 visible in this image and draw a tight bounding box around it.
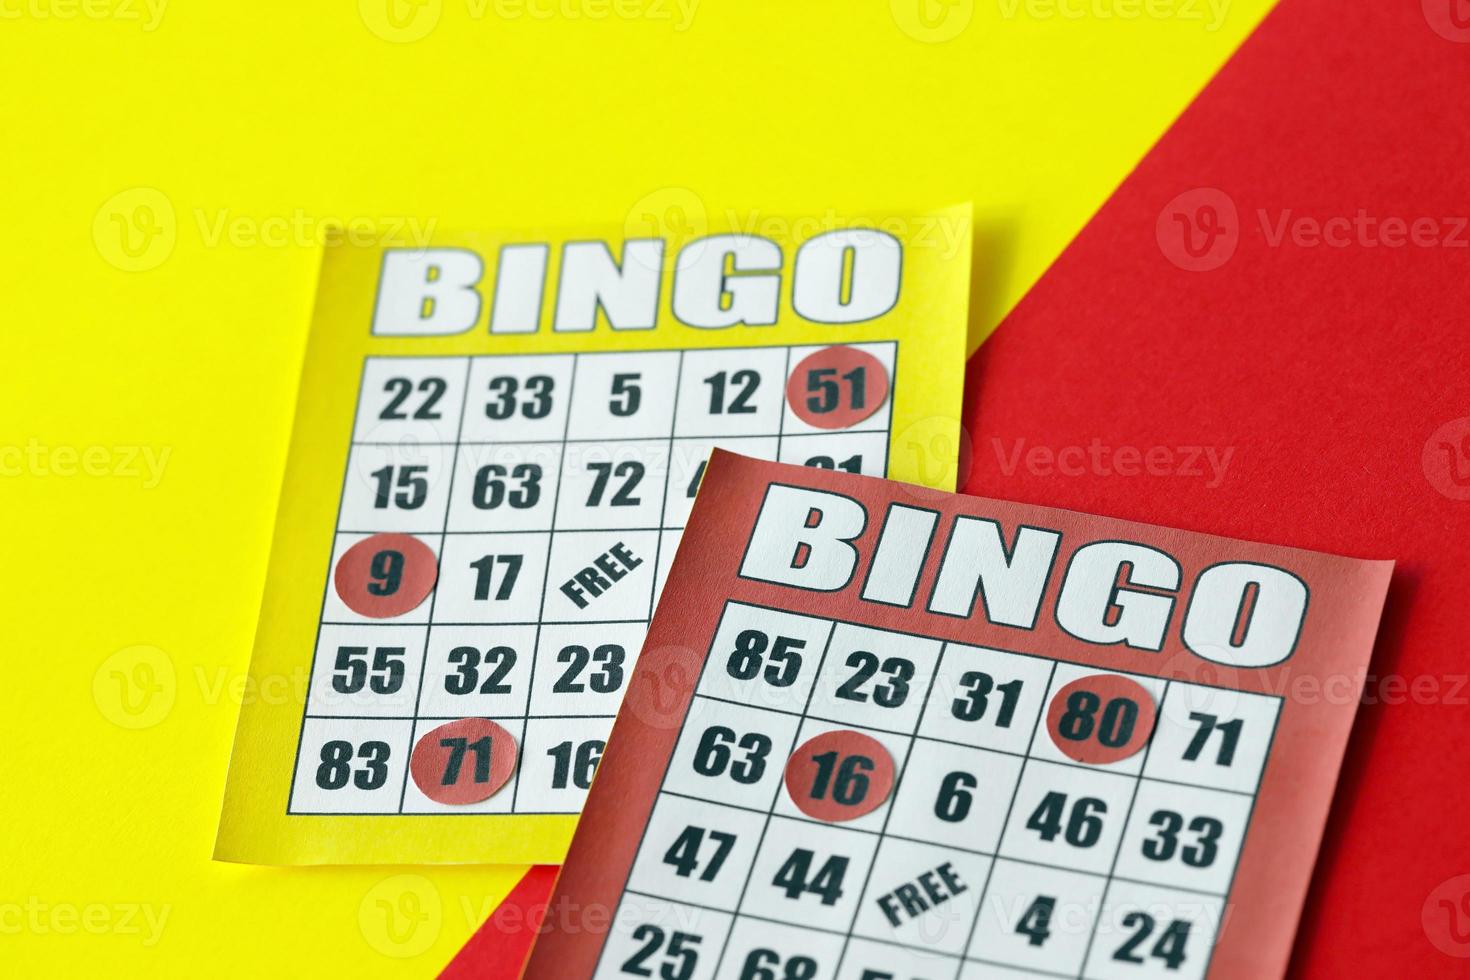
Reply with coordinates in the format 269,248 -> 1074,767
786,345 -> 891,429
333,532 -> 438,618
1045,674 -> 1158,765
784,729 -> 895,822
411,718 -> 519,805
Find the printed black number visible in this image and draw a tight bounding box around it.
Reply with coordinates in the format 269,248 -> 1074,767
367,549 -> 404,596
772,849 -> 848,905
471,463 -> 542,510
1182,711 -> 1244,766
552,643 -> 627,694
484,375 -> 554,420
1057,689 -> 1139,748
805,366 -> 867,415
807,750 -> 872,806
934,770 -> 977,823
439,735 -> 492,785
1142,810 -> 1223,867
380,376 -> 446,420
443,645 -> 516,695
738,949 -> 818,980
691,726 -> 771,784
315,740 -> 390,790
804,454 -> 862,474
685,458 -> 707,498
1015,895 -> 1056,947
547,739 -> 603,789
834,650 -> 913,708
469,553 -> 522,601
1025,792 -> 1107,847
609,372 -> 642,417
662,825 -> 736,882
331,645 -> 406,695
370,465 -> 428,510
586,460 -> 644,507
620,924 -> 701,980
950,671 -> 1023,725
724,629 -> 804,687
704,369 -> 760,415
1112,912 -> 1191,970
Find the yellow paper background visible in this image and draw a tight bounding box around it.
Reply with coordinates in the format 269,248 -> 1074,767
215,207 -> 973,866
0,0 -> 1274,975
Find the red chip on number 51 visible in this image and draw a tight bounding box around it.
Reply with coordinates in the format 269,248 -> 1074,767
787,345 -> 890,430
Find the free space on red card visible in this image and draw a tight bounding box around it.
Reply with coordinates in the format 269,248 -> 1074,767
521,451 -> 1391,980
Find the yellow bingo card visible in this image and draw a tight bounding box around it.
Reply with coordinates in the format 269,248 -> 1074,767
215,206 -> 973,865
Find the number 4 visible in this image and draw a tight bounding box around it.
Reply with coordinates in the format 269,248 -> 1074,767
1015,895 -> 1055,947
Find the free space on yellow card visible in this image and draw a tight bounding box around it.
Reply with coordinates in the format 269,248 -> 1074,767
215,205 -> 972,865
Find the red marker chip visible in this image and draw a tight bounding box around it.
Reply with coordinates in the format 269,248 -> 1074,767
410,718 -> 519,805
1045,674 -> 1158,765
786,346 -> 891,430
334,533 -> 438,618
783,729 -> 895,822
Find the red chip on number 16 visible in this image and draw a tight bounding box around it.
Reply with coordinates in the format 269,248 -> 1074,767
783,728 -> 895,822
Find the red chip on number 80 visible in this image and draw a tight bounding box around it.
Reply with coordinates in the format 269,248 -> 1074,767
783,729 -> 895,822
1045,674 -> 1158,765
786,346 -> 891,429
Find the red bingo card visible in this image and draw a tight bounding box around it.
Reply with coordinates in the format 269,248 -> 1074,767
522,451 -> 1392,980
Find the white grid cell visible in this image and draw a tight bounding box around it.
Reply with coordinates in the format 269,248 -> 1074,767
353,357 -> 469,445
805,622 -> 943,735
918,644 -> 1055,757
461,354 -> 572,444
304,624 -> 427,718
445,441 -> 563,533
527,621 -> 645,717
338,441 -> 454,533
415,624 -> 536,719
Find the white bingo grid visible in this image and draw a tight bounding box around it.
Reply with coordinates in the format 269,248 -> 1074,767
287,343 -> 897,815
595,600 -> 1282,980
